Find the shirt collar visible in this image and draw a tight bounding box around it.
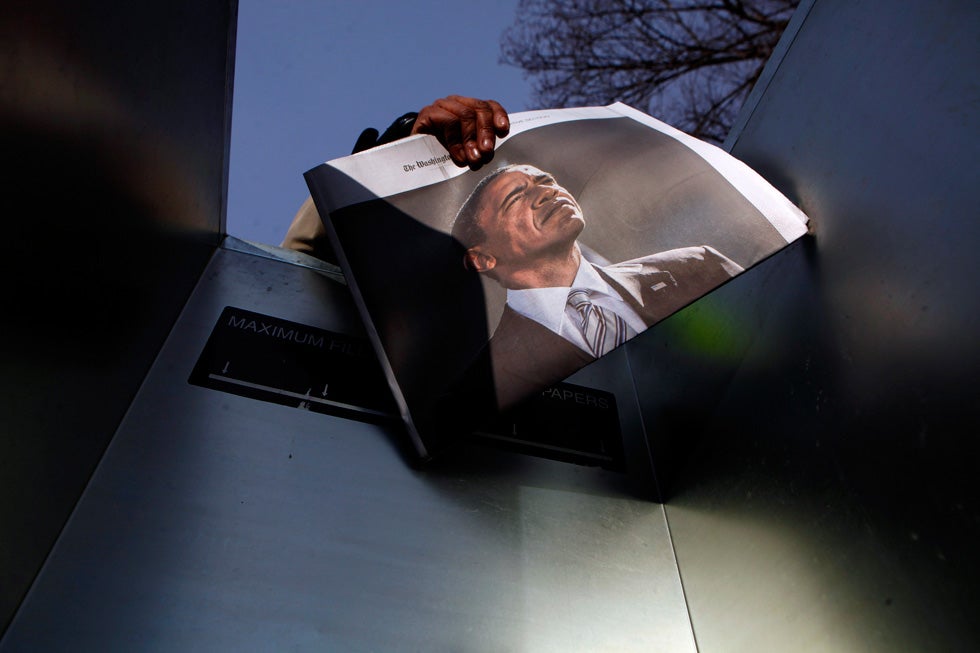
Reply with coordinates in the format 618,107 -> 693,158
506,258 -> 615,330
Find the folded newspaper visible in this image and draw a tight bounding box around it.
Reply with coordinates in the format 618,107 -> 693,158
305,103 -> 808,460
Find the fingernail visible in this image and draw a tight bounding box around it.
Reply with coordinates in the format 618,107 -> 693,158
482,137 -> 493,150
469,144 -> 480,160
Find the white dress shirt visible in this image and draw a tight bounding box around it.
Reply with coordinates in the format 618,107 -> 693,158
506,258 -> 645,355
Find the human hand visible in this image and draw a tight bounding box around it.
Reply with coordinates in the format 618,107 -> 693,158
411,95 -> 509,168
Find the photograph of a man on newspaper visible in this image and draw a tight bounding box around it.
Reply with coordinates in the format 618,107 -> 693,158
451,163 -> 743,410
306,105 -> 808,454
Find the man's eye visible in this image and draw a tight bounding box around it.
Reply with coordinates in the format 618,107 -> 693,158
503,184 -> 526,210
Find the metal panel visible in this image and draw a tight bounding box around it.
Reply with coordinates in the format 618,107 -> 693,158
1,247 -> 696,652
0,0 -> 236,633
628,0 -> 980,650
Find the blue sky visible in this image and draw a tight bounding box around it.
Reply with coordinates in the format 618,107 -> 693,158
227,0 -> 532,246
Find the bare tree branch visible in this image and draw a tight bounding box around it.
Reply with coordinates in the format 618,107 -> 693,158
501,0 -> 798,142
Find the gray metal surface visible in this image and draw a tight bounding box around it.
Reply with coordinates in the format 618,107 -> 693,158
0,0 -> 236,633
1,247 -> 696,652
627,0 -> 980,651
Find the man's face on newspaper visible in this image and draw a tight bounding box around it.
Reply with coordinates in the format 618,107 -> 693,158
475,165 -> 585,268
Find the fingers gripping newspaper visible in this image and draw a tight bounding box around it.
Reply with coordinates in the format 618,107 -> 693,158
305,103 -> 808,460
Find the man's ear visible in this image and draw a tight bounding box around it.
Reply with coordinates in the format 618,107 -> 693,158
463,248 -> 496,273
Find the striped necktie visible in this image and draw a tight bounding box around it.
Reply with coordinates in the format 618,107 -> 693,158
567,288 -> 629,357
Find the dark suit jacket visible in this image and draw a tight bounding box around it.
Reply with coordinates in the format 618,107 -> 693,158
486,245 -> 742,410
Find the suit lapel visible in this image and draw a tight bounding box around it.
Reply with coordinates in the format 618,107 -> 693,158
595,263 -> 678,325
492,306 -> 593,364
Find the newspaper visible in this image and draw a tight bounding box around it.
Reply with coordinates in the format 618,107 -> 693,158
305,103 -> 808,459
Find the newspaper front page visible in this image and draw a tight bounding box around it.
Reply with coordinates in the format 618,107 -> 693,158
305,103 -> 808,458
